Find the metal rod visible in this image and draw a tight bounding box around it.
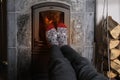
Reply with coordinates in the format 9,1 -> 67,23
106,0 -> 111,80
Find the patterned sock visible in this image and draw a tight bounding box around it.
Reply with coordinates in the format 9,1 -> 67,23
57,23 -> 68,47
46,24 -> 59,45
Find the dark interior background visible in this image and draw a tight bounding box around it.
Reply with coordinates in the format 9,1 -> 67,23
0,0 -> 7,80
0,0 -> 7,62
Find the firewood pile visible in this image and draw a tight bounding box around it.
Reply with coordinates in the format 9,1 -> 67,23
96,16 -> 120,79
107,16 -> 120,79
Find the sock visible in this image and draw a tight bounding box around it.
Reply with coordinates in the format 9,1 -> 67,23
46,24 -> 59,45
57,23 -> 68,47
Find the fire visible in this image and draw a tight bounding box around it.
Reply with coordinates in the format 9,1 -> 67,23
44,16 -> 53,26
42,11 -> 61,27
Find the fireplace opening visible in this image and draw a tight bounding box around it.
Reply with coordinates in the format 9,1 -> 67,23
36,10 -> 64,45
32,2 -> 70,52
31,2 -> 70,74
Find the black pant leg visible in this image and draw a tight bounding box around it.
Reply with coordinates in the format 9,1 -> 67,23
61,45 -> 108,80
50,45 -> 64,59
49,45 -> 77,80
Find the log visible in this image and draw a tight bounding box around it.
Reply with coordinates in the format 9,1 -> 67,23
110,25 -> 120,39
108,16 -> 120,39
110,49 -> 120,60
110,40 -> 120,49
116,43 -> 120,49
108,16 -> 118,31
113,59 -> 120,66
107,71 -> 117,78
111,61 -> 120,74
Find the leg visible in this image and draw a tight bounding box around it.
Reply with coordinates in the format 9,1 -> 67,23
61,45 -> 108,80
46,24 -> 76,80
49,45 -> 77,80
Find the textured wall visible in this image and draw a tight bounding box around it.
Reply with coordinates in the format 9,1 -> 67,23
96,0 -> 120,24
7,0 -> 95,80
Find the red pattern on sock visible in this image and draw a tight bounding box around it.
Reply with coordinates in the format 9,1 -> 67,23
57,23 -> 67,28
46,24 -> 54,31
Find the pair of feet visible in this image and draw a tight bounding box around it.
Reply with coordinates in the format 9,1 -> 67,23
46,23 -> 67,47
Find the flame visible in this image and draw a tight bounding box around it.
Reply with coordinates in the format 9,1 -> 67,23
42,11 -> 61,26
44,16 -> 53,26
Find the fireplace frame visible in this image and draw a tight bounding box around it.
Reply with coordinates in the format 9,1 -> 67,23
31,2 -> 70,52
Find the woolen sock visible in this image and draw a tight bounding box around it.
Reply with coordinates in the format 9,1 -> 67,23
57,23 -> 68,47
46,24 -> 59,45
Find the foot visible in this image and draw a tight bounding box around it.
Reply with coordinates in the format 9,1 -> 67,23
57,23 -> 68,47
46,24 -> 59,45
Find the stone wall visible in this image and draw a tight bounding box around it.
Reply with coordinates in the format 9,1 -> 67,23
7,0 -> 95,80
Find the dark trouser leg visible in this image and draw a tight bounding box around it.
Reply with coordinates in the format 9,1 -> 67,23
49,45 -> 77,80
61,45 -> 108,80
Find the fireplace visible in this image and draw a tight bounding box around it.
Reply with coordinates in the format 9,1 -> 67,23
32,2 -> 70,52
31,2 -> 70,74
7,0 -> 96,79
